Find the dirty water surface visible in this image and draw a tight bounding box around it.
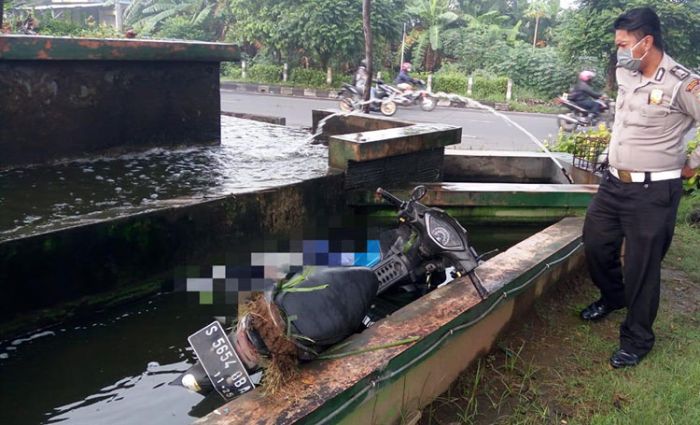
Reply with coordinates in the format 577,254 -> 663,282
0,223 -> 546,425
0,116 -> 327,242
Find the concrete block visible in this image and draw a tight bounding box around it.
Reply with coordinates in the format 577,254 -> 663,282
0,36 -> 238,167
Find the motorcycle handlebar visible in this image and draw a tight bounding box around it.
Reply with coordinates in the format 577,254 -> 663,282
376,187 -> 404,208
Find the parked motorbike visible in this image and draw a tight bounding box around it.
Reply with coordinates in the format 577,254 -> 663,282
337,81 -> 397,116
556,95 -> 614,133
173,186 -> 487,401
385,80 -> 438,112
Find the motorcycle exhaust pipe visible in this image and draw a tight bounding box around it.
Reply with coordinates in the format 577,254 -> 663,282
557,114 -> 580,124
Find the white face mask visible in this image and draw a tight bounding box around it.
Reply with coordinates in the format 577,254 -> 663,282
617,37 -> 649,71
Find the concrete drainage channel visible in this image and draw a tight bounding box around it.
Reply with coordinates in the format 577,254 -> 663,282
1,105 -> 599,424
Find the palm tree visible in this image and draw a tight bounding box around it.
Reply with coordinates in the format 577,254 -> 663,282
124,0 -> 220,34
525,0 -> 559,49
407,0 -> 460,71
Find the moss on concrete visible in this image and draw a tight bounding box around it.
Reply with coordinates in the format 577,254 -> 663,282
0,279 -> 162,339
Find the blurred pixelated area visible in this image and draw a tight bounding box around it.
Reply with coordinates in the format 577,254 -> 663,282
177,238 -> 382,308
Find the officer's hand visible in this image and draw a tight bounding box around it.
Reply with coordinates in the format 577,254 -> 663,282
681,164 -> 696,179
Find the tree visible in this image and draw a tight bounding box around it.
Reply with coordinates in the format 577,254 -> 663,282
525,0 -> 559,49
557,0 -> 700,88
124,0 -> 231,38
407,0 -> 460,70
462,10 -> 520,42
230,0 -> 403,69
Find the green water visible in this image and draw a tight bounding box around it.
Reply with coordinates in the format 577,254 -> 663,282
0,222 -> 549,425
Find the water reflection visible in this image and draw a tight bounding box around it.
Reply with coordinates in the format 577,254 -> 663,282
0,116 -> 327,241
0,293 -> 212,425
44,360 -> 201,425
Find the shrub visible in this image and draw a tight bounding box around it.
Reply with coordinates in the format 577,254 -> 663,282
411,71 -> 431,84
36,16 -> 120,38
220,62 -> 242,79
333,74 -> 353,87
37,18 -> 84,36
472,75 -> 508,101
684,132 -> 700,194
156,16 -> 209,41
290,68 -> 327,87
547,124 -> 611,154
247,64 -> 282,84
433,72 -> 468,95
491,45 -> 580,98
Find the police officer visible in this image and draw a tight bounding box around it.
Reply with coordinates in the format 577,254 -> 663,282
581,7 -> 700,368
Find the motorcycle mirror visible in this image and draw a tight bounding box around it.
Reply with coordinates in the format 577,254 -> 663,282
410,185 -> 427,201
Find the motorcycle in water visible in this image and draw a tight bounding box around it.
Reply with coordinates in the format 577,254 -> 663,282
173,186 -> 487,401
337,80 -> 397,116
556,95 -> 615,133
385,80 -> 438,112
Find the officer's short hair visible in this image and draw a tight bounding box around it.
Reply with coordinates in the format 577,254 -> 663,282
614,7 -> 664,51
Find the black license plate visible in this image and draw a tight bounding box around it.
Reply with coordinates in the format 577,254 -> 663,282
188,321 -> 255,400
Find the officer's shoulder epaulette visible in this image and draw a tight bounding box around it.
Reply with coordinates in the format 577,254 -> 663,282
685,75 -> 700,95
670,65 -> 691,80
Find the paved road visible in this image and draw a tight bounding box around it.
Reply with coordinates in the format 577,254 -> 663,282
221,90 -> 696,151
221,90 -> 560,151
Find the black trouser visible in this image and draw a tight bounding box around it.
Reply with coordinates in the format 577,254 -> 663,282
583,171 -> 682,356
575,98 -> 601,116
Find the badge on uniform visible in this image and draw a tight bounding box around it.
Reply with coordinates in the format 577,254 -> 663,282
648,89 -> 663,105
686,79 -> 700,93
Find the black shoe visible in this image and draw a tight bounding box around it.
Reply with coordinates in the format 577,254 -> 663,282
580,299 -> 622,321
610,348 -> 641,368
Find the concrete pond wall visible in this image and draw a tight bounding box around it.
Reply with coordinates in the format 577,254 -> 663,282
0,108 -> 601,424
0,174 -> 346,332
0,111 -> 465,336
0,36 -> 239,168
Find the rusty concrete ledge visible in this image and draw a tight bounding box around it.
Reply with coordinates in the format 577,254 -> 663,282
329,124 -> 461,170
311,109 -> 414,142
348,182 -> 598,209
195,217 -> 584,425
0,35 -> 239,61
445,150 -> 570,184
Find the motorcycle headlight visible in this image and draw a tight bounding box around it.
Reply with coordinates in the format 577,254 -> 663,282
426,213 -> 464,250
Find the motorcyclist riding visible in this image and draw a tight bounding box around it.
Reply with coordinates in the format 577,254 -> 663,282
353,60 -> 376,99
395,62 -> 421,91
568,71 -> 603,121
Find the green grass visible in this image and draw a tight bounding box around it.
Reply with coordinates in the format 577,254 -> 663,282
420,196 -> 700,425
666,196 -> 700,282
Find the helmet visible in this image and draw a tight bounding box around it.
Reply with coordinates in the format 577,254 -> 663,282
360,59 -> 367,68
401,62 -> 412,71
579,70 -> 596,82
